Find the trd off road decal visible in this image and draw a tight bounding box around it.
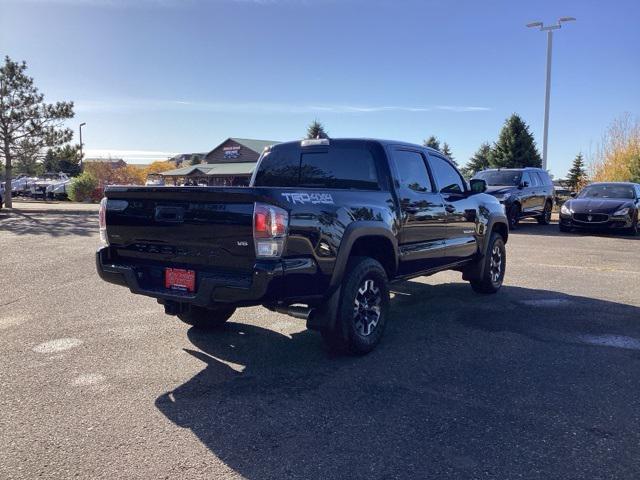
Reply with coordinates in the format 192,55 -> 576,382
281,192 -> 334,205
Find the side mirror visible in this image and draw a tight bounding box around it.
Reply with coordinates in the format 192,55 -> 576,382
570,192 -> 577,198
469,179 -> 487,194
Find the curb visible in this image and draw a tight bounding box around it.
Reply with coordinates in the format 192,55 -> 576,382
1,208 -> 98,215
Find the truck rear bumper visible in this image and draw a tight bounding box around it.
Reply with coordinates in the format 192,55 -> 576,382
96,247 -> 287,307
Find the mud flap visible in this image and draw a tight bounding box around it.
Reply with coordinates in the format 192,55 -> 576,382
306,286 -> 342,332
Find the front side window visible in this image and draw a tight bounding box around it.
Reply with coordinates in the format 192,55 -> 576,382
429,155 -> 465,193
529,172 -> 541,187
390,150 -> 432,193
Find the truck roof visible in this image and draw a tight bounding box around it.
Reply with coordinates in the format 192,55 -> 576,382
270,138 -> 442,155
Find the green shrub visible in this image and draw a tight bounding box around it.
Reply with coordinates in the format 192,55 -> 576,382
68,172 -> 98,202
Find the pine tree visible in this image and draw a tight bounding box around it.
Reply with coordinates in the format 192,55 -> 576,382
440,142 -> 457,165
461,142 -> 492,178
42,144 -> 82,176
489,114 -> 541,169
566,153 -> 588,191
306,120 -> 328,139
0,56 -> 74,207
423,135 -> 440,151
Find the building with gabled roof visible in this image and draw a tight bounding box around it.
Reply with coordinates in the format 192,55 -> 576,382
161,137 -> 279,186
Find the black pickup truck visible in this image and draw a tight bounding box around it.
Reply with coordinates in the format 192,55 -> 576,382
97,138 -> 508,354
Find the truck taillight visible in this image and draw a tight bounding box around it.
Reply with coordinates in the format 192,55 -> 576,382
253,203 -> 288,258
98,197 -> 108,246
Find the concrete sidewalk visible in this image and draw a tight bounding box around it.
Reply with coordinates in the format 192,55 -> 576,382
1,200 -> 98,215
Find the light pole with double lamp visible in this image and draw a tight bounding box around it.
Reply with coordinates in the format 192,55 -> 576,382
526,17 -> 576,171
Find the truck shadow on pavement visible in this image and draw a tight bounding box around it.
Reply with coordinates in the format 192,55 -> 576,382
156,282 -> 640,479
0,211 -> 96,237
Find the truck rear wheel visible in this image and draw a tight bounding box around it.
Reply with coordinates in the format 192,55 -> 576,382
177,305 -> 236,329
321,257 -> 390,355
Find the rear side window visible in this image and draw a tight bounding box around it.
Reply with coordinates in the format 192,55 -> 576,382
253,147 -> 300,187
390,150 -> 433,193
299,146 -> 379,190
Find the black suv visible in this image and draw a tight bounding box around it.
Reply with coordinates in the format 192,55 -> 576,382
97,139 -> 508,354
473,168 -> 555,228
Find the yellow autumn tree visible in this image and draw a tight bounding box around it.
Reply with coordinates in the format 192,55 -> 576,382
84,162 -> 146,188
143,160 -> 176,177
592,114 -> 640,183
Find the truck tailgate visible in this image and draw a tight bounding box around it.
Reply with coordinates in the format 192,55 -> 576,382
104,186 -> 271,273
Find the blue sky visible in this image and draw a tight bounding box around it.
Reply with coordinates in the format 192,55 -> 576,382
1,0 -> 639,177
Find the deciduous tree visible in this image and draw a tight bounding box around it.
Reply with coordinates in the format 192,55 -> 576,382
592,113 -> 640,183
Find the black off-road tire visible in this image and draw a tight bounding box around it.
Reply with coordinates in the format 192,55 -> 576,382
177,305 -> 236,329
321,257 -> 390,355
508,204 -> 520,229
470,232 -> 506,294
537,201 -> 553,225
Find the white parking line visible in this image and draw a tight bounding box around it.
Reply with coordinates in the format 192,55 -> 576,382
536,263 -> 640,275
33,338 -> 83,354
72,373 -> 105,386
579,334 -> 640,350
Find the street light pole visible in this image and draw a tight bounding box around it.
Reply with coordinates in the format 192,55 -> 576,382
527,17 -> 575,171
79,122 -> 86,170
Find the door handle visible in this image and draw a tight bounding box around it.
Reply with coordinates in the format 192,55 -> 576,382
445,204 -> 456,213
405,206 -> 419,214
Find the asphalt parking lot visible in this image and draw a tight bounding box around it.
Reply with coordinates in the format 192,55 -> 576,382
1,210 -> 639,480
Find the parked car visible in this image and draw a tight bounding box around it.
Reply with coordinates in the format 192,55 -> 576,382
473,167 -> 555,228
96,138 -> 508,354
559,182 -> 640,235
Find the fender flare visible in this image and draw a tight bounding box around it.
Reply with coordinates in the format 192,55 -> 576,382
328,221 -> 399,290
307,222 -> 398,332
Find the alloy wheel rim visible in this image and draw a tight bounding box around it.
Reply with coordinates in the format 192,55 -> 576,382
489,244 -> 503,284
353,278 -> 382,337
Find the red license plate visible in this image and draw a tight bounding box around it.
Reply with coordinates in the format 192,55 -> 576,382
164,268 -> 196,292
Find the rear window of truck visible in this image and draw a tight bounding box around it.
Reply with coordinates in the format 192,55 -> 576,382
254,144 -> 380,190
